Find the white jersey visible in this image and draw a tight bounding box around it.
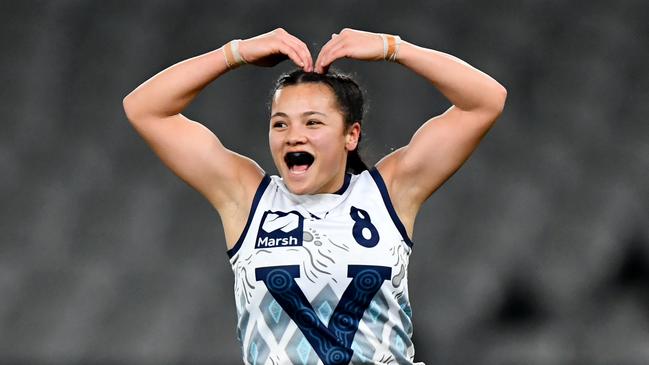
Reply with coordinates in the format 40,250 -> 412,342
227,168 -> 423,365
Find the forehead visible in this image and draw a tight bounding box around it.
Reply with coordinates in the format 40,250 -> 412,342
271,83 -> 338,114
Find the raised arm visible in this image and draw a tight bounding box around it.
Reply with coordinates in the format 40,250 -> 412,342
122,28 -> 312,246
315,29 -> 507,235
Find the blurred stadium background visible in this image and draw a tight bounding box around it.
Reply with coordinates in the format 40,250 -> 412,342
1,0 -> 648,364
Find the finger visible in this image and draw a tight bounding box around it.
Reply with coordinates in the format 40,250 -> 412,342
315,34 -> 341,62
271,29 -> 311,71
316,33 -> 341,71
282,32 -> 313,71
315,37 -> 343,73
320,46 -> 345,74
316,41 -> 346,73
283,34 -> 313,72
277,39 -> 306,68
270,31 -> 306,66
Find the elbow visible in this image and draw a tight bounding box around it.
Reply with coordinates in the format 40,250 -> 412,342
122,92 -> 141,123
123,90 -> 172,123
495,83 -> 507,111
499,84 -> 508,105
474,84 -> 506,127
122,93 -> 133,119
487,83 -> 507,117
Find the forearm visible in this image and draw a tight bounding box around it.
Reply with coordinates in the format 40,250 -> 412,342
123,47 -> 229,121
397,41 -> 506,113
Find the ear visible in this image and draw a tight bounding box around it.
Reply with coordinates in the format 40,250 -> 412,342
345,122 -> 361,151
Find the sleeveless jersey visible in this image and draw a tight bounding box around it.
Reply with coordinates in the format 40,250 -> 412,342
227,168 -> 423,365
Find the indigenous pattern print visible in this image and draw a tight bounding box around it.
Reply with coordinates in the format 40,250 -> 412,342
228,169 -> 423,365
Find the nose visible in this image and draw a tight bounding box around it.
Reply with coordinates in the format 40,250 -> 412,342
286,126 -> 307,146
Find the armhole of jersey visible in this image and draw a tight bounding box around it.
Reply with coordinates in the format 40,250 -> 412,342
368,167 -> 414,248
226,174 -> 271,258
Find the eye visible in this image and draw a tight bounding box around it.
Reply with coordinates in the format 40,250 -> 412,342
306,119 -> 322,126
272,121 -> 287,129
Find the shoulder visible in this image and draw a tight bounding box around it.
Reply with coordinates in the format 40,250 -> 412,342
206,155 -> 265,211
373,153 -> 418,238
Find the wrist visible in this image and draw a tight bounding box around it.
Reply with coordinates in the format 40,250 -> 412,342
379,34 -> 402,62
222,39 -> 247,69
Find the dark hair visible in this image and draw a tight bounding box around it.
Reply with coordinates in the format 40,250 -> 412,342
270,68 -> 368,174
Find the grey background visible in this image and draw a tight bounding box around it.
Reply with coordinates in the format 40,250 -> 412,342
2,0 -> 648,364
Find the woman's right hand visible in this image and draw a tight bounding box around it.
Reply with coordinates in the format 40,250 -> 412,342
238,28 -> 312,71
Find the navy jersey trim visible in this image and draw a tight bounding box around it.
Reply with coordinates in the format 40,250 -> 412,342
368,167 -> 414,247
333,173 -> 352,195
227,174 -> 272,258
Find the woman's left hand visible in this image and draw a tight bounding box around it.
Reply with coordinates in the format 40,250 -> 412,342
315,28 -> 387,73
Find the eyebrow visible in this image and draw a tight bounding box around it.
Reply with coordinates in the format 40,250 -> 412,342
270,111 -> 327,119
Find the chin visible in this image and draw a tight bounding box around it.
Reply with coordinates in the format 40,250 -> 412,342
284,179 -> 313,195
280,167 -> 314,195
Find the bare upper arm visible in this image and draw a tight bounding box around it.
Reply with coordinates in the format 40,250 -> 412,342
124,111 -> 264,212
377,104 -> 504,224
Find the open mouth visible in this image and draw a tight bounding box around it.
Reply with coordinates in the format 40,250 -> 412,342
284,151 -> 315,174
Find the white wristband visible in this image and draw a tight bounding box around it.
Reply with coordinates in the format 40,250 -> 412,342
224,39 -> 247,69
231,39 -> 247,65
380,34 -> 389,59
380,34 -> 402,62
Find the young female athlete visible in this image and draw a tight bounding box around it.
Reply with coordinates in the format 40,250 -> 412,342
123,28 -> 506,365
